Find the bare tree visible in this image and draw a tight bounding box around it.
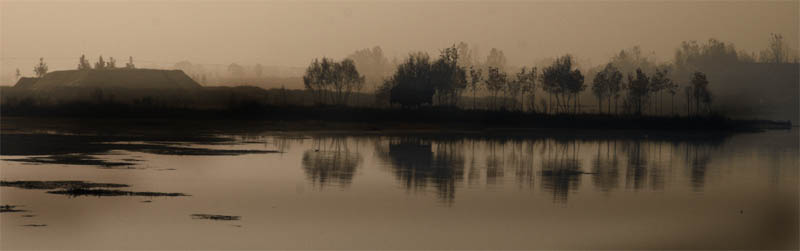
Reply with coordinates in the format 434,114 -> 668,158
762,33 -> 787,64
691,71 -> 712,115
541,55 -> 584,114
34,57 -> 48,78
468,66 -> 483,110
431,45 -> 468,107
649,67 -> 672,115
125,56 -> 136,69
95,56 -> 106,70
78,54 -> 91,70
625,68 -> 650,116
106,57 -> 117,69
485,67 -> 506,110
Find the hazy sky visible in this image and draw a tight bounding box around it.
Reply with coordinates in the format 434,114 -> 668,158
1,0 -> 798,82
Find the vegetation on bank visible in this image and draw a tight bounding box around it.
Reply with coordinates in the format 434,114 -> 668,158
4,34 -> 796,128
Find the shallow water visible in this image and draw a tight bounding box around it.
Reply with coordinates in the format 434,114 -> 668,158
1,127 -> 798,249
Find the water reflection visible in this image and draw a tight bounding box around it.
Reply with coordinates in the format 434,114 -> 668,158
684,142 -> 715,191
299,132 -> 735,203
591,140 -> 620,193
539,140 -> 584,203
374,138 -> 465,203
301,137 -> 362,187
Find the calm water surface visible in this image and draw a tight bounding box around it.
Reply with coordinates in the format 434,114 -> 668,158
1,127 -> 797,249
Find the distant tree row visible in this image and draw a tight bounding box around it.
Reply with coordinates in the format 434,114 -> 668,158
302,58 -> 365,105
77,55 -> 136,70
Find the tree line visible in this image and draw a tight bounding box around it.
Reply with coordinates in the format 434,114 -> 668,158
305,44 -> 715,117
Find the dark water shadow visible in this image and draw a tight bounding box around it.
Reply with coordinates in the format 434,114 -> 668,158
1,180 -> 129,190
5,154 -> 136,167
2,180 -> 189,198
1,205 -> 28,213
191,214 -> 241,221
47,189 -> 189,197
0,133 -> 279,157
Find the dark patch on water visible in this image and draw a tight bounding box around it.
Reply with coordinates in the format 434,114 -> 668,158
5,154 -> 136,167
1,180 -> 129,190
1,205 -> 28,213
21,224 -> 47,227
191,214 -> 241,221
135,145 -> 278,156
21,214 -> 36,217
141,200 -> 153,203
0,133 -> 278,157
47,188 -> 189,197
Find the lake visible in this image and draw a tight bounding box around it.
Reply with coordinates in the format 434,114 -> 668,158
1,119 -> 797,249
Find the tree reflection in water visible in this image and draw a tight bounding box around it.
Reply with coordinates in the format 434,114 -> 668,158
592,140 -> 620,193
312,132 -> 728,204
375,137 -> 465,203
539,139 -> 584,203
301,136 -> 363,188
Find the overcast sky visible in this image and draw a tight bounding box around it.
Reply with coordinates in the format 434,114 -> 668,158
1,0 -> 798,83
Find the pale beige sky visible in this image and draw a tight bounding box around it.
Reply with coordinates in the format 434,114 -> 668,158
1,0 -> 798,82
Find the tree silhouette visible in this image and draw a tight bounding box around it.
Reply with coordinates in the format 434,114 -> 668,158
33,58 -> 48,78
591,64 -> 614,114
485,66 -> 507,110
95,56 -> 106,70
125,56 -> 135,69
106,57 -> 117,69
385,52 -> 435,108
334,59 -> 365,105
303,57 -> 365,106
649,67 -> 673,115
468,66 -> 483,110
690,71 -> 712,115
625,68 -> 650,116
304,57 -> 333,105
431,45 -> 467,107
541,55 -> 584,114
666,77 -> 679,116
78,54 -> 91,70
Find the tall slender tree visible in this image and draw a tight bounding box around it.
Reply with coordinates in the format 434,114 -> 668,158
34,58 -> 48,78
468,66 -> 483,110
78,54 -> 91,70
